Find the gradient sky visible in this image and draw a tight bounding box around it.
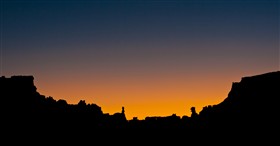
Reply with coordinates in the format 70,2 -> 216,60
1,0 -> 279,120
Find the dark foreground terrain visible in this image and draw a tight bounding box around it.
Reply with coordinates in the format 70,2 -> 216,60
1,71 -> 279,142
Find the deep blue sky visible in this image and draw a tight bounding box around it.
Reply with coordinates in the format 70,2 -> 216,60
1,0 -> 279,119
3,0 -> 279,58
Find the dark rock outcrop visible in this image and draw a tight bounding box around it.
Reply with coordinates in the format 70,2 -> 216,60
198,71 -> 280,130
0,75 -> 126,130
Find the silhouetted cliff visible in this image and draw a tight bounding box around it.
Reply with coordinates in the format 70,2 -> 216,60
198,71 -> 279,130
0,76 -> 126,130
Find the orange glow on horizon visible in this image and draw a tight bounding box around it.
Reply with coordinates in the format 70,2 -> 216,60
31,59 -> 277,120
35,71 -> 241,120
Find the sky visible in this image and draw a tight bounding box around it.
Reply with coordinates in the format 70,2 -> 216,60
1,0 -> 279,120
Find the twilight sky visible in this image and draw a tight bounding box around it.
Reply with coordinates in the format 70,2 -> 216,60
1,0 -> 279,120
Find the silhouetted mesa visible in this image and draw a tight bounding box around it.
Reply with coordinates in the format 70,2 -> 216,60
198,71 -> 279,131
0,76 -> 126,129
1,71 -> 279,131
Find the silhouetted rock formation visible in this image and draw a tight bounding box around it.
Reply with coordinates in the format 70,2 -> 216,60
198,71 -> 279,131
1,71 -> 279,132
0,75 -> 124,130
